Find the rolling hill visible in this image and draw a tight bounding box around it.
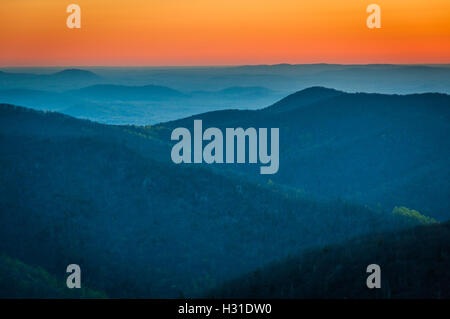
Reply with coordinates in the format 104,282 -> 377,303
150,87 -> 450,220
0,103 -> 423,298
209,221 -> 450,298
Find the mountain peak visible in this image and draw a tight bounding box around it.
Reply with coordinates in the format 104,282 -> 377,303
264,86 -> 344,113
53,69 -> 100,79
296,86 -> 342,94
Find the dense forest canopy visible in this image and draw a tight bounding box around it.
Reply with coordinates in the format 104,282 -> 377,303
0,101 -> 439,297
0,84 -> 448,298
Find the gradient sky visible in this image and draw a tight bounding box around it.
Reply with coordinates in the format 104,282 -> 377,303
0,0 -> 449,66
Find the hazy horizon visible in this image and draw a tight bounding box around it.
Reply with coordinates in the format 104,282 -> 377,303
2,63 -> 450,70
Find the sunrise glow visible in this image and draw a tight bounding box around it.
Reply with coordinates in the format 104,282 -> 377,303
0,0 -> 449,66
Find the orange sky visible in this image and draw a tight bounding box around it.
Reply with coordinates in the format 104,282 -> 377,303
0,0 -> 449,66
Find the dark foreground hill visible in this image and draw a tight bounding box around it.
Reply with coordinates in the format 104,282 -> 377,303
0,104 -> 424,298
210,221 -> 450,299
152,87 -> 450,220
0,254 -> 105,298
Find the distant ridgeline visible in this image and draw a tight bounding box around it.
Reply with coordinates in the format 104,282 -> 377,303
0,100 -> 445,298
170,120 -> 279,174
